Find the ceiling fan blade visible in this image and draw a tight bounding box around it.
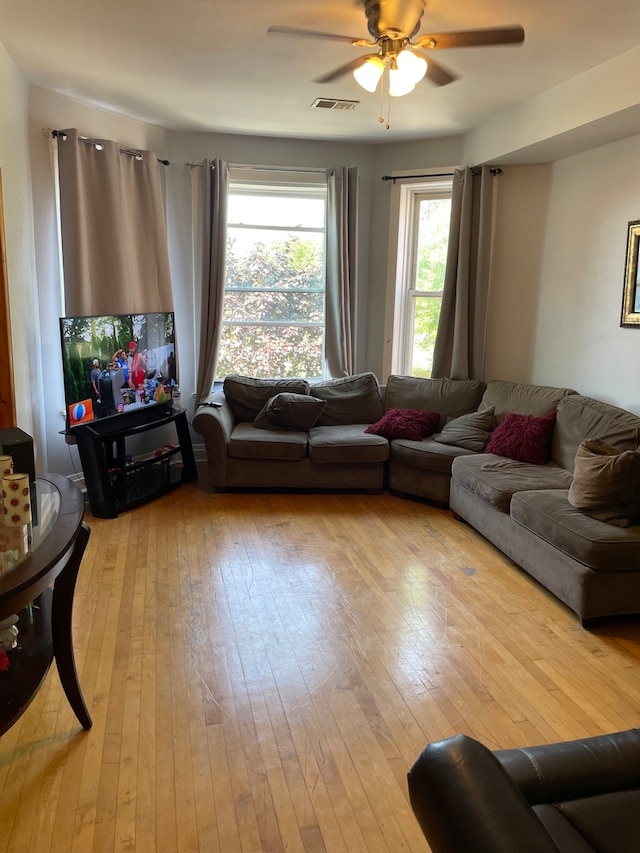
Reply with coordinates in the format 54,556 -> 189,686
267,25 -> 371,47
423,56 -> 457,87
314,54 -> 376,84
414,25 -> 525,50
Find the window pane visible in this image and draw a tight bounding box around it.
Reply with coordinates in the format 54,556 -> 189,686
415,198 -> 451,293
411,296 -> 442,377
217,186 -> 327,382
216,325 -> 323,379
227,232 -> 324,290
224,290 -> 324,323
228,194 -> 325,228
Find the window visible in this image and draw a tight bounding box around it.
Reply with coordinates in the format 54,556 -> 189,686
216,178 -> 327,380
392,178 -> 452,377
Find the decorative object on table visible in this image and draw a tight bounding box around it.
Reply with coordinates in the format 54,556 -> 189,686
2,472 -> 32,525
154,444 -> 176,457
0,455 -> 12,477
0,428 -> 36,483
0,522 -> 29,556
0,614 -> 18,651
0,614 -> 19,671
621,219 -> 640,327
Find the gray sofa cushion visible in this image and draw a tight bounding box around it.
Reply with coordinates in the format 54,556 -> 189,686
511,489 -> 640,571
384,376 -> 486,427
254,392 -> 326,431
552,395 -> 640,472
433,407 -> 495,451
391,437 -> 477,474
451,453 -> 574,513
311,373 -> 383,426
228,423 -> 308,461
479,379 -> 577,424
223,375 -> 310,422
308,424 -> 389,464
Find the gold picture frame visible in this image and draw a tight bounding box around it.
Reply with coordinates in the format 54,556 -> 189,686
621,219 -> 640,328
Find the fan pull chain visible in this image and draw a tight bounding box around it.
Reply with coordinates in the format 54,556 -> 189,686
378,65 -> 392,130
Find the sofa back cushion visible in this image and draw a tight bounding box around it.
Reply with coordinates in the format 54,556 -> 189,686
479,380 -> 577,423
223,375 -> 310,422
311,372 -> 383,426
552,395 -> 640,472
384,377 -> 486,428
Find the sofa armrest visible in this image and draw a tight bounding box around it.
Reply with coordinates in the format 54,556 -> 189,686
194,391 -> 234,438
408,734 -> 560,853
193,391 -> 235,486
496,728 -> 640,804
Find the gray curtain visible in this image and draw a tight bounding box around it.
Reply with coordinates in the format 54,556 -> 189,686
432,166 -> 495,380
57,128 -> 173,315
193,159 -> 228,403
325,166 -> 358,377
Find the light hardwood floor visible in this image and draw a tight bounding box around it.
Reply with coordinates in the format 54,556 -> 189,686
2,481 -> 640,852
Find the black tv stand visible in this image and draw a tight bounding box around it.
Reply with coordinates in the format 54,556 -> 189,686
72,404 -> 197,518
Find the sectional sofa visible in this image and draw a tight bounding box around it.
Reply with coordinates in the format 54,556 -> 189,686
193,372 -> 640,624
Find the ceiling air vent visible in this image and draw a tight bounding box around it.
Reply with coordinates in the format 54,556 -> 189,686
311,98 -> 359,111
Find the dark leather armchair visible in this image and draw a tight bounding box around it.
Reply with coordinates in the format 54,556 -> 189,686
408,729 -> 640,853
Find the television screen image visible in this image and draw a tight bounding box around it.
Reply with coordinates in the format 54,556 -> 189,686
68,398 -> 95,427
60,312 -> 177,431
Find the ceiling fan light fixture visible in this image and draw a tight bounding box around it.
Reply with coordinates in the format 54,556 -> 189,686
353,56 -> 385,92
388,65 -> 416,97
396,49 -> 427,85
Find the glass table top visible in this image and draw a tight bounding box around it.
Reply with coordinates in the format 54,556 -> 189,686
0,479 -> 61,578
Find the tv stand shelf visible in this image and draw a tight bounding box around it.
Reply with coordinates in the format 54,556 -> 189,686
73,405 -> 197,518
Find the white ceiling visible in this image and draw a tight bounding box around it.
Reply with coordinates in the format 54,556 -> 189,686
1,0 -> 640,143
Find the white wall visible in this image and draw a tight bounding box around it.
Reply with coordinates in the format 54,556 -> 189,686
0,43 -> 40,455
530,135 -> 640,414
486,136 -> 640,414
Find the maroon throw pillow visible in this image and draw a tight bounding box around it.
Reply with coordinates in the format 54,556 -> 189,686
484,410 -> 557,465
365,408 -> 440,441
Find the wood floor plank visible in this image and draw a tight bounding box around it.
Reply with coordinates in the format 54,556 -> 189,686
3,483 -> 640,851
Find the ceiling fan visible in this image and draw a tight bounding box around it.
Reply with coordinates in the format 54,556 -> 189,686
267,0 -> 525,95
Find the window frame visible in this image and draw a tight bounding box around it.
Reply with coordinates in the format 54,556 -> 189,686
390,177 -> 453,377
219,176 -> 328,381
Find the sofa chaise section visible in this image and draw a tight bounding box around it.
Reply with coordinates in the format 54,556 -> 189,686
450,393 -> 640,623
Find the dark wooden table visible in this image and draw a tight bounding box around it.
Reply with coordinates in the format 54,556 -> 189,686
0,473 -> 91,735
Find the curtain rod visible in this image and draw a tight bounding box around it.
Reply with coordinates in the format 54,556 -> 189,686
186,161 -> 328,174
381,167 -> 503,183
51,130 -> 170,166
381,171 -> 453,183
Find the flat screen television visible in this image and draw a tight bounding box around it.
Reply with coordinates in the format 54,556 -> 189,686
59,311 -> 177,431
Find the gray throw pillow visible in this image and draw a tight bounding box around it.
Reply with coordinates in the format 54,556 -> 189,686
568,437 -> 640,527
254,393 -> 326,431
223,375 -> 310,422
433,407 -> 495,452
